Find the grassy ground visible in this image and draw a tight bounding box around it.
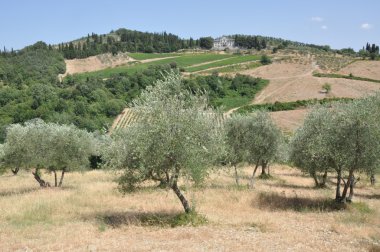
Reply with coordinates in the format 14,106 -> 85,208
73,53 -> 238,80
206,61 -> 262,74
127,53 -> 181,60
185,55 -> 261,72
214,79 -> 269,111
0,166 -> 379,251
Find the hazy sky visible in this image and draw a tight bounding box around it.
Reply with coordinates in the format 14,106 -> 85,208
0,0 -> 379,50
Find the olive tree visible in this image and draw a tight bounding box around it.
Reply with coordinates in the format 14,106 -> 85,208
290,106 -> 332,188
1,123 -> 32,176
225,112 -> 283,188
102,72 -> 223,213
2,120 -> 96,187
224,115 -> 250,186
290,97 -> 380,202
246,111 -> 283,187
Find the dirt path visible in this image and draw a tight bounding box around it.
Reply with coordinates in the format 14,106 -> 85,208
185,56 -> 238,69
191,60 -> 259,75
140,56 -> 180,63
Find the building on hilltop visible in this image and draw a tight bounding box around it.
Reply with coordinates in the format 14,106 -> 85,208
213,36 -> 237,50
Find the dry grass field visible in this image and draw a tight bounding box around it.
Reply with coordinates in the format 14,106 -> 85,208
0,166 -> 379,251
240,62 -> 380,104
270,109 -> 309,133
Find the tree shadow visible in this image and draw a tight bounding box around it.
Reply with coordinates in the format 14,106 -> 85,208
0,187 -> 41,197
90,210 -> 207,228
101,211 -> 176,228
268,183 -> 321,190
255,192 -> 346,212
355,193 -> 380,200
0,184 -> 75,197
275,172 -> 310,178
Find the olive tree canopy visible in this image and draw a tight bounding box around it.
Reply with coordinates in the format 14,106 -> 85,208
290,95 -> 380,201
2,119 -> 96,187
225,111 -> 283,187
103,72 -> 224,213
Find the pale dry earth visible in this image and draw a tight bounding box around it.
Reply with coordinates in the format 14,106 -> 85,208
240,62 -> 380,104
0,166 -> 379,251
339,61 -> 380,80
62,52 -> 136,77
270,109 -> 309,133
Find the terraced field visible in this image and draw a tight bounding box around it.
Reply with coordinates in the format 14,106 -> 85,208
185,54 -> 261,73
74,53 -> 238,80
110,108 -> 230,132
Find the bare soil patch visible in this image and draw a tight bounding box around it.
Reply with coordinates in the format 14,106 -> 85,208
270,109 -> 309,132
239,62 -> 380,104
339,61 -> 380,80
63,52 -> 136,76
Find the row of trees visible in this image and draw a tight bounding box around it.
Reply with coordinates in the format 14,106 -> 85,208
0,72 -> 379,213
58,29 -> 201,59
359,42 -> 380,60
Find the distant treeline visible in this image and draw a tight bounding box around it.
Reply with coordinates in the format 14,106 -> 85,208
56,29 -> 201,59
1,27 -> 377,60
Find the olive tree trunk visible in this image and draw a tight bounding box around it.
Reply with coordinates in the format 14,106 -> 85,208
171,181 -> 191,213
58,168 -> 66,187
370,174 -> 376,186
335,168 -> 342,202
32,168 -> 50,187
233,165 -> 240,186
54,171 -> 58,187
261,162 -> 267,175
249,162 -> 260,189
321,170 -> 328,187
11,167 -> 20,175
341,171 -> 354,202
311,171 -> 320,187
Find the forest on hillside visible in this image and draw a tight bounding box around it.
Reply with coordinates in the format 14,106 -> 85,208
0,42 -> 266,141
57,29 -> 201,59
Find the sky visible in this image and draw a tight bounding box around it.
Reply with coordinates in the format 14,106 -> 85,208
0,0 -> 379,51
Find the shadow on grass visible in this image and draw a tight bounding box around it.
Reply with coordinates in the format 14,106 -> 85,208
95,210 -> 207,228
268,183 -> 323,190
255,192 -> 347,212
355,193 -> 380,200
0,184 -> 75,197
0,187 -> 41,197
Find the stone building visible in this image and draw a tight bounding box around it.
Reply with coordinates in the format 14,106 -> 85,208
213,36 -> 236,50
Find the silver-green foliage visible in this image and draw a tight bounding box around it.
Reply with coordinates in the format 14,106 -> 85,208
2,119 -> 96,186
290,105 -> 332,187
103,72 -> 224,213
225,111 -> 283,186
290,94 -> 380,201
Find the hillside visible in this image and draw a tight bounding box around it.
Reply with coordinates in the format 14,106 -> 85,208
1,29 -> 379,137
102,49 -> 380,132
1,27 -> 380,252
